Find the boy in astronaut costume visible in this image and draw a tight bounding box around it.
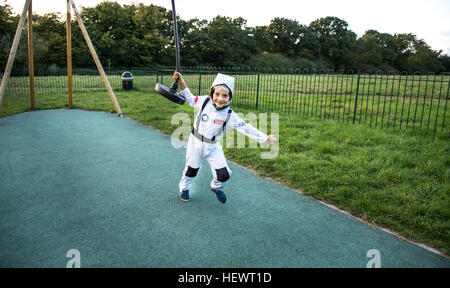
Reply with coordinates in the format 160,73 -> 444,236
174,71 -> 277,204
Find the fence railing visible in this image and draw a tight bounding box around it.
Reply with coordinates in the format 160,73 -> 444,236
2,66 -> 448,136
156,67 -> 449,135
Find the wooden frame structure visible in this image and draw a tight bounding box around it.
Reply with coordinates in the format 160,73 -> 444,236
0,0 -> 123,116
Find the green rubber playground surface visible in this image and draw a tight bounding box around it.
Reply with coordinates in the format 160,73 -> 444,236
0,109 -> 448,268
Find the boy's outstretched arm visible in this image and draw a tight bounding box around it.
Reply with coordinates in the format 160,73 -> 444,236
229,112 -> 277,144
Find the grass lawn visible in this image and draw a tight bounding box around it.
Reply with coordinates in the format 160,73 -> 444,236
1,79 -> 449,256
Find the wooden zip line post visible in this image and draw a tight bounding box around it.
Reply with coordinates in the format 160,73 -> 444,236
0,0 -> 123,118
0,0 -> 32,108
28,0 -> 35,109
69,0 -> 123,117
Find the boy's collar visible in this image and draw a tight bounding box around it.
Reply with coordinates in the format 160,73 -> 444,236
213,102 -> 230,111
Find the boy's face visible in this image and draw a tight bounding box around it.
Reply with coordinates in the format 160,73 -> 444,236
212,85 -> 231,108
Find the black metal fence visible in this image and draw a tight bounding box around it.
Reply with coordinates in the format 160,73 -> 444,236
3,68 -> 128,96
157,67 -> 449,135
2,66 -> 449,135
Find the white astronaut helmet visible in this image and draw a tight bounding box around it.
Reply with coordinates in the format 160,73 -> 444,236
210,73 -> 235,110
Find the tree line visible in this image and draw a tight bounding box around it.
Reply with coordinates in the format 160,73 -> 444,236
1,1 -> 449,75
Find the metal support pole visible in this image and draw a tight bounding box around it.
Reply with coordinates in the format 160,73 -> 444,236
198,66 -> 202,96
353,69 -> 361,124
255,67 -> 261,110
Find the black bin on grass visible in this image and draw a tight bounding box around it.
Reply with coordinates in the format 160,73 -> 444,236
121,71 -> 133,90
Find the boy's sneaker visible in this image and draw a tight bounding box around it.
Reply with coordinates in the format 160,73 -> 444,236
180,190 -> 190,202
211,188 -> 227,204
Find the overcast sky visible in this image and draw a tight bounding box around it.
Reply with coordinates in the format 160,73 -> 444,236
8,0 -> 450,55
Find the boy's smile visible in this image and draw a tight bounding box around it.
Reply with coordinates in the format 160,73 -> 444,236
212,85 -> 231,108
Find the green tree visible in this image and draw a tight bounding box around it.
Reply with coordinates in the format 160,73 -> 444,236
309,16 -> 357,70
251,25 -> 271,54
265,17 -> 318,60
179,18 -> 209,66
354,30 -> 399,71
2,1 -> 446,73
79,2 -> 133,68
33,13 -> 66,69
266,17 -> 302,57
183,16 -> 256,67
438,54 -> 450,72
129,3 -> 172,67
70,18 -> 95,68
394,33 -> 444,72
0,1 -> 19,71
0,0 -> 16,36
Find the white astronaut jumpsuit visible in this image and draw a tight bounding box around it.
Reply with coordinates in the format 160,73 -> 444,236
178,75 -> 268,193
